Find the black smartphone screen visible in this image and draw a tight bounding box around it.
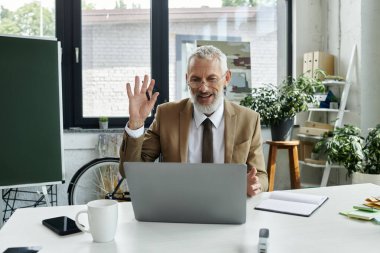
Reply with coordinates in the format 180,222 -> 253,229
42,216 -> 81,236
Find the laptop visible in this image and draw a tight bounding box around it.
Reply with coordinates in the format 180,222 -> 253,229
123,162 -> 247,224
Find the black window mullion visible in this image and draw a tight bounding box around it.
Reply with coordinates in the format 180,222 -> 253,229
287,0 -> 293,78
56,0 -> 74,129
71,0 -> 96,128
150,0 -> 169,127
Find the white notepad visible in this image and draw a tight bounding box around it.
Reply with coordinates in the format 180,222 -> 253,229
255,191 -> 328,217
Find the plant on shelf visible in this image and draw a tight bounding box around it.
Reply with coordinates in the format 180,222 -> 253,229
240,71 -> 325,140
99,116 -> 108,122
314,124 -> 380,177
99,116 -> 109,129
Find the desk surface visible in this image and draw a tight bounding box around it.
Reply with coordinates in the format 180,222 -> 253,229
1,183 -> 379,253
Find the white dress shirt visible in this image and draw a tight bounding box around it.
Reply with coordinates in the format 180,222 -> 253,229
188,103 -> 225,163
125,102 -> 225,163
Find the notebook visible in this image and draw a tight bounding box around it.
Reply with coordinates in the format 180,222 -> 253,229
255,191 -> 328,217
123,162 -> 247,224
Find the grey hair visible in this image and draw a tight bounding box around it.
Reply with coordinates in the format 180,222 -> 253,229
187,45 -> 228,74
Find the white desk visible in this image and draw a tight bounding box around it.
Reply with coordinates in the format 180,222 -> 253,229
0,183 -> 379,253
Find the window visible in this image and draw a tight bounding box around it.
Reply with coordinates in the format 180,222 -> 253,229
168,1 -> 288,103
59,0 -> 155,128
81,1 -> 151,118
0,0 -> 55,37
57,0 -> 291,129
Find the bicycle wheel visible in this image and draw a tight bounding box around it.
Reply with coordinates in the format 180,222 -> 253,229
67,157 -> 130,205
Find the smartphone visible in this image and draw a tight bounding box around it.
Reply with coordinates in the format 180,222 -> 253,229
42,216 -> 81,236
3,247 -> 41,253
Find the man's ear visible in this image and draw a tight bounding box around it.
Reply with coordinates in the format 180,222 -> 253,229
224,70 -> 232,87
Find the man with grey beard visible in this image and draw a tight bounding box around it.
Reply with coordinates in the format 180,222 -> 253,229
119,45 -> 268,196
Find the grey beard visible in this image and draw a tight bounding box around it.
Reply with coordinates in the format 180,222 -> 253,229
189,88 -> 224,115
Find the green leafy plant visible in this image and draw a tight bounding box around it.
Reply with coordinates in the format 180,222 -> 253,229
99,117 -> 108,122
363,124 -> 380,174
313,125 -> 364,176
240,72 -> 325,126
314,124 -> 380,176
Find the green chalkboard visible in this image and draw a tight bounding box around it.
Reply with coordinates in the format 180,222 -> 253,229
0,35 -> 64,188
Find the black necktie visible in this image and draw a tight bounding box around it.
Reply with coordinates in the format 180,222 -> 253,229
202,118 -> 213,163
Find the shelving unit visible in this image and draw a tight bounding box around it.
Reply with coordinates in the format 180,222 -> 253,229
299,45 -> 357,187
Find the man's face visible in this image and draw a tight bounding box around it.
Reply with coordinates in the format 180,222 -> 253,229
187,57 -> 230,115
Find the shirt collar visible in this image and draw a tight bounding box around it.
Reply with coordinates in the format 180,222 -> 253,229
193,100 -> 224,129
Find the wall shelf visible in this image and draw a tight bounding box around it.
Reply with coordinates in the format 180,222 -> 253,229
297,133 -> 323,141
308,108 -> 350,113
322,80 -> 346,86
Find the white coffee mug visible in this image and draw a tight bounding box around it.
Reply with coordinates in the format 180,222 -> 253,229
75,199 -> 118,243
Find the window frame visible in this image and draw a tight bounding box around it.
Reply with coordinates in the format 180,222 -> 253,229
57,0 -> 292,129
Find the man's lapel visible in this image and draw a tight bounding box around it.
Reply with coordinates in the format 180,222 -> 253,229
224,101 -> 237,163
179,99 -> 193,162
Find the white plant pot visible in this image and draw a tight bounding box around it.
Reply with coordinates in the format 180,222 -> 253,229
99,121 -> 108,129
352,172 -> 380,186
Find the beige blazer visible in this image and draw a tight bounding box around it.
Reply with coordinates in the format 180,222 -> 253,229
119,98 -> 268,191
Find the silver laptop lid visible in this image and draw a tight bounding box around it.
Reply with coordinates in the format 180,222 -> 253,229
124,162 -> 247,224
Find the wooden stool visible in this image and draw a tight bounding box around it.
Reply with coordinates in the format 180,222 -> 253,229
266,140 -> 301,191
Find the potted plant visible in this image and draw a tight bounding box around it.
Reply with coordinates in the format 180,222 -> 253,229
363,124 -> 380,174
356,124 -> 380,184
314,124 -> 380,185
240,72 -> 325,140
99,117 -> 109,129
313,125 -> 364,176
